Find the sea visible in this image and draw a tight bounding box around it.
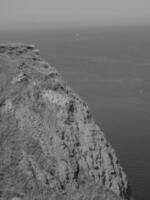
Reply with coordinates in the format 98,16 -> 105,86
1,25 -> 150,199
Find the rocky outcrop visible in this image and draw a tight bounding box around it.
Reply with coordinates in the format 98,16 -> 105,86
0,43 -> 132,200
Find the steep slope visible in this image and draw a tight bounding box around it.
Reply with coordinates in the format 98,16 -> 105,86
0,44 -> 132,200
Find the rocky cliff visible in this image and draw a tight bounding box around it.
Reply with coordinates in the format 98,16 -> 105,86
0,43 -> 132,200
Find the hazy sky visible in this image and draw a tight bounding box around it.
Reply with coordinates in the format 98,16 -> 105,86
1,0 -> 150,30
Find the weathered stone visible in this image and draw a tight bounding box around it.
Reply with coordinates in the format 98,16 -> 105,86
0,44 -> 132,200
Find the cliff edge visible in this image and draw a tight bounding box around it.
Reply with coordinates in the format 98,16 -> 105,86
0,44 -> 132,200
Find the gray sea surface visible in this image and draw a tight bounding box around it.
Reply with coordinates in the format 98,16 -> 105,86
1,26 -> 150,199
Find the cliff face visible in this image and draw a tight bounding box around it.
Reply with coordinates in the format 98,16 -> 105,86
0,44 -> 131,200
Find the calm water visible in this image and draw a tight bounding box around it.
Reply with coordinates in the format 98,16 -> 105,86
1,26 -> 150,199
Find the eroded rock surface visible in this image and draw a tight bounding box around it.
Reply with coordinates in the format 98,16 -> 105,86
0,44 -> 132,200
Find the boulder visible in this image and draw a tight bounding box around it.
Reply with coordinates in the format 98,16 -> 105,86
0,44 -> 132,200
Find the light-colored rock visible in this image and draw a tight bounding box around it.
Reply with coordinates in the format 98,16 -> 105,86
0,44 -> 132,200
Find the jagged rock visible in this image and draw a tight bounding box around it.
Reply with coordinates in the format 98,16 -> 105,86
0,43 -> 132,200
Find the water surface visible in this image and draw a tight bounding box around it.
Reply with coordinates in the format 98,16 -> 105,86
1,26 -> 150,199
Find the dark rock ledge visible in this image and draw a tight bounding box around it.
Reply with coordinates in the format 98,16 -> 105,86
0,43 -> 133,200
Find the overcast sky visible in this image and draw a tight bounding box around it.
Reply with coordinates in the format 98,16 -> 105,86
1,0 -> 150,30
